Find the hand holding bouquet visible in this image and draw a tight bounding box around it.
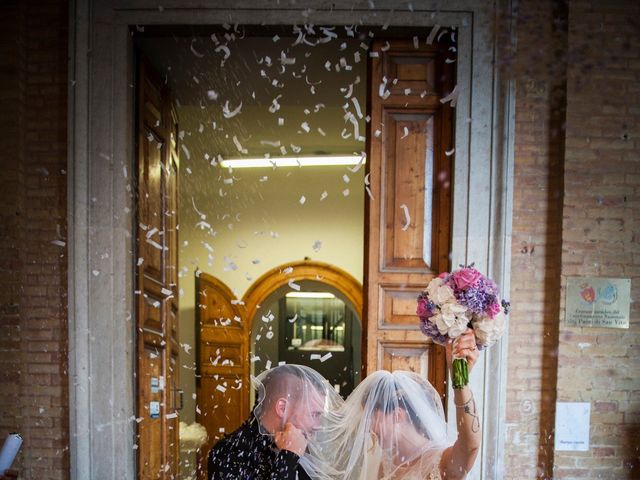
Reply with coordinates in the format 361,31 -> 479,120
416,265 -> 510,388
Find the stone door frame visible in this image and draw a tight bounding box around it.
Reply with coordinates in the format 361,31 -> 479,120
67,1 -> 515,478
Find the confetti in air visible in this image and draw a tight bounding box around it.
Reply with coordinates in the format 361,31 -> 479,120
222,100 -> 243,118
400,204 -> 411,231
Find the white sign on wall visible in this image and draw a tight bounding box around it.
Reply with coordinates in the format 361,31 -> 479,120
554,402 -> 591,452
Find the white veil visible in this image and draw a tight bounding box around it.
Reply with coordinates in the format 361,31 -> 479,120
303,370 -> 454,480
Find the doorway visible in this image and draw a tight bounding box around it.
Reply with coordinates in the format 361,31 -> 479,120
134,23 -> 456,479
71,4 -> 513,480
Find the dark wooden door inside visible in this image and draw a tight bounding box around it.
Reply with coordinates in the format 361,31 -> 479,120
135,56 -> 181,479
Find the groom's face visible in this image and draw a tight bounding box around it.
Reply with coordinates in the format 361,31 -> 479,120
287,387 -> 326,436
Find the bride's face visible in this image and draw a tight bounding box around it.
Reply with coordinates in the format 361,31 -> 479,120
371,409 -> 402,449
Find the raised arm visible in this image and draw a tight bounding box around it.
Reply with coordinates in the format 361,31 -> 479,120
440,329 -> 482,479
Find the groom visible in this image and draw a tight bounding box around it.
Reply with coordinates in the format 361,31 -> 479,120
207,364 -> 329,480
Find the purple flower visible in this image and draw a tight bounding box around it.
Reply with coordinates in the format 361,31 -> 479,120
501,299 -> 511,315
454,277 -> 499,314
419,317 -> 449,345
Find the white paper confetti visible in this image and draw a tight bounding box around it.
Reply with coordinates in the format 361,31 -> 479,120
232,135 -> 248,154
190,39 -> 204,58
299,196 -> 306,205
288,280 -> 301,291
268,95 -> 282,113
348,153 -> 366,173
214,44 -> 231,66
223,100 -> 243,118
440,85 -> 459,107
400,204 -> 411,231
427,25 -> 440,45
181,144 -> 190,160
378,78 -> 390,99
351,97 -> 363,118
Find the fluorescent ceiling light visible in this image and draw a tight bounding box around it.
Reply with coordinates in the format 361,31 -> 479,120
219,155 -> 365,169
286,292 -> 336,299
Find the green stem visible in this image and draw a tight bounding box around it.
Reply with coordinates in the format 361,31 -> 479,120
452,358 -> 469,389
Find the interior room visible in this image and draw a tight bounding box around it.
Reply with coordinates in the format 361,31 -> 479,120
137,27 -> 369,477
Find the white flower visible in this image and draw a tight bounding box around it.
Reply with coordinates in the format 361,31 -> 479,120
472,309 -> 506,347
434,302 -> 469,337
426,278 -> 456,305
449,314 -> 470,338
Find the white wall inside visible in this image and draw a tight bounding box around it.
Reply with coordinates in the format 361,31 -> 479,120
135,34 -> 369,434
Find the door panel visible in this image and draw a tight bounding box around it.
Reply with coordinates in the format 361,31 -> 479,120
383,111 -> 436,270
136,57 -> 180,480
196,273 -> 250,480
365,38 -> 454,401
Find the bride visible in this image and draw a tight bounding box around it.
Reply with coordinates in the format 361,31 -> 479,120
301,329 -> 481,480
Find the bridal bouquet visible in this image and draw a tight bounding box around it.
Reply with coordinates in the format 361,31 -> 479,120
416,265 -> 510,388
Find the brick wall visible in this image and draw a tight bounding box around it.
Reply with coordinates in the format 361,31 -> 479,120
556,0 -> 640,478
506,0 -> 640,478
0,1 -> 69,479
505,0 -> 567,477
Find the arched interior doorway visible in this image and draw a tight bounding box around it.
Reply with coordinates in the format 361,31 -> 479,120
244,260 -> 363,399
195,259 -> 363,476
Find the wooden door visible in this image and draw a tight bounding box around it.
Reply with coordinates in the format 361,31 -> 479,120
136,57 -> 181,479
195,273 -> 250,479
364,37 -> 455,400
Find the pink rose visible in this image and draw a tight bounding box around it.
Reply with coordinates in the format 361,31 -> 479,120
437,272 -> 449,279
453,267 -> 483,290
487,301 -> 501,318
